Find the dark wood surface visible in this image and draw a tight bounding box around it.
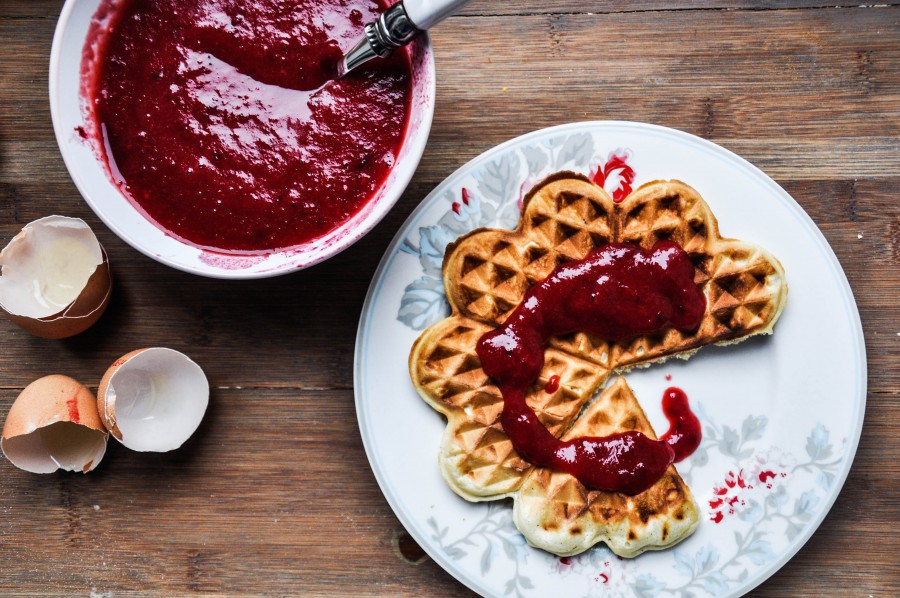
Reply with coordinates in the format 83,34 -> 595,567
1,1 -> 898,596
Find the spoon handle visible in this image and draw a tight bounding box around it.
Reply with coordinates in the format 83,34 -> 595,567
339,0 -> 473,76
403,0 -> 473,31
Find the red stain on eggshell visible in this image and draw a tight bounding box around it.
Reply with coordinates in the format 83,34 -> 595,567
66,392 -> 81,423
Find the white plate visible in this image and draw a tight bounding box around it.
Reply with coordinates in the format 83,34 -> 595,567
354,122 -> 865,597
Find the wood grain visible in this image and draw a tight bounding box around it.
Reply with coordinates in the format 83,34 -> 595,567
0,1 -> 898,596
4,1 -> 900,18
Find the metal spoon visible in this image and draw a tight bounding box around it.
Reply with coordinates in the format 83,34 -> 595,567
339,0 -> 474,77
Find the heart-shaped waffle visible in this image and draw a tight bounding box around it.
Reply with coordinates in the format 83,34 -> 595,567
513,377 -> 700,557
409,173 -> 787,505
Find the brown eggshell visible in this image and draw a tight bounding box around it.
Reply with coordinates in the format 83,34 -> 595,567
3,248 -> 112,339
97,348 -> 147,441
97,348 -> 209,452
1,375 -> 108,474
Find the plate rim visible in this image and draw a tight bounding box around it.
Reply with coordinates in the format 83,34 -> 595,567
353,120 -> 867,597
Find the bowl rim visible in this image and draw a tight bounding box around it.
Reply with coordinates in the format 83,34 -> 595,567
49,0 -> 436,279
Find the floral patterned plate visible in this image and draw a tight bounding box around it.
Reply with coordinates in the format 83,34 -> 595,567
353,122 -> 866,597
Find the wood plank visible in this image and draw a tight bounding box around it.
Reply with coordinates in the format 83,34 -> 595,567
460,1 -> 900,17
3,1 -> 899,20
428,8 -> 900,140
4,137 -> 900,185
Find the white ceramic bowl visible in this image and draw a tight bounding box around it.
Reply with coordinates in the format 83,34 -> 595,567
49,0 -> 435,279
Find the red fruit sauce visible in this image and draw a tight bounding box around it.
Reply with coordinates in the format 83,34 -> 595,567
66,393 -> 81,424
659,386 -> 702,463
85,0 -> 411,251
544,375 -> 561,394
476,242 -> 705,495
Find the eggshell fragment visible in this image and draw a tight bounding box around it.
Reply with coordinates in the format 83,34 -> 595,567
0,216 -> 112,339
1,375 -> 108,474
98,348 -> 209,452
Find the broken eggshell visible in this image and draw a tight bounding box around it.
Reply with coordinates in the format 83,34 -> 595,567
1,375 -> 108,473
0,215 -> 112,339
98,348 -> 209,452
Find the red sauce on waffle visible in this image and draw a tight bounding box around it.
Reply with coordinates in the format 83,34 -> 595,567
544,375 -> 561,394
476,242 -> 705,495
88,0 -> 411,251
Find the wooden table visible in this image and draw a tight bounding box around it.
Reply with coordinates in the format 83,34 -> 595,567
1,1 -> 897,595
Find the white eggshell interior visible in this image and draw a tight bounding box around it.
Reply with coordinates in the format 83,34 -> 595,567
1,422 -> 107,474
107,348 -> 209,452
0,216 -> 103,318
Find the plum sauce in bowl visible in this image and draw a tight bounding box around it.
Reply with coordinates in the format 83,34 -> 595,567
51,0 -> 435,278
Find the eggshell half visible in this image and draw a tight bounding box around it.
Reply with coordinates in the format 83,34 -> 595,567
98,348 -> 209,452
0,216 -> 112,339
1,375 -> 108,474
